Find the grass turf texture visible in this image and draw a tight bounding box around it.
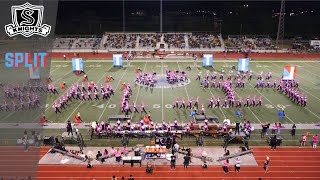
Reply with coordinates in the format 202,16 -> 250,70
1,59 -> 319,125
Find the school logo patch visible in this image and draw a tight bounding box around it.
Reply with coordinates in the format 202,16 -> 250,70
4,2 -> 51,37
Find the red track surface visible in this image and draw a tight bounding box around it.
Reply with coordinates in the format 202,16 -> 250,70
16,146 -> 315,180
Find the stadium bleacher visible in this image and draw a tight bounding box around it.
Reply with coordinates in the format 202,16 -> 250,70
53,35 -> 101,49
227,35 -> 274,50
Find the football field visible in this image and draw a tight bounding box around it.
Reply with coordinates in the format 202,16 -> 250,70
2,58 -> 320,125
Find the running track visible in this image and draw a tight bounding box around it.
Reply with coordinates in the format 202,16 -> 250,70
0,146 -> 319,179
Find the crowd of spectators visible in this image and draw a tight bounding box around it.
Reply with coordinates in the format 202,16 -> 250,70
103,33 -> 126,49
53,37 -> 101,49
163,33 -> 186,49
228,36 -> 273,50
139,33 -> 161,48
188,33 -> 222,49
103,33 -> 138,49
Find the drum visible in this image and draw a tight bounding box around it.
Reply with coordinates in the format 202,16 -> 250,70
91,121 -> 97,129
146,146 -> 150,152
161,146 -> 166,153
150,146 -> 155,152
17,139 -> 22,144
155,145 -> 160,152
159,147 -> 164,153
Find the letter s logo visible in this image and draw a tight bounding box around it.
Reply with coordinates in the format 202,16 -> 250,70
20,9 -> 35,26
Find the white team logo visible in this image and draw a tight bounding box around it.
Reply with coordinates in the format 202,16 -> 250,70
4,2 -> 51,37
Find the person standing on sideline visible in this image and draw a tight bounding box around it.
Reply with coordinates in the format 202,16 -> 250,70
312,134 -> 318,148
170,153 -> 176,170
271,123 -> 277,135
270,135 -> 277,150
66,121 -> 73,136
235,121 -> 240,135
223,159 -> 229,174
300,134 -> 307,147
291,124 -> 296,136
263,156 -> 270,173
277,123 -> 281,135
183,154 -> 190,169
128,175 -> 134,180
235,158 -> 241,173
111,176 -> 117,180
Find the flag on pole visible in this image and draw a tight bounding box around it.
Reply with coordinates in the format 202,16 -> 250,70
282,66 -> 297,80
238,58 -> 250,71
202,54 -> 213,67
28,66 -> 40,79
113,54 -> 123,67
72,58 -> 83,71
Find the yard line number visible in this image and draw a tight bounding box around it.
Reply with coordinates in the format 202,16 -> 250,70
264,104 -> 290,109
93,103 -> 237,109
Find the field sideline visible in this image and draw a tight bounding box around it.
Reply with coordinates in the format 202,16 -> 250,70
1,58 -> 319,125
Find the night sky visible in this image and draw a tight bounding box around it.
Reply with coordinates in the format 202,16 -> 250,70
55,1 -> 320,38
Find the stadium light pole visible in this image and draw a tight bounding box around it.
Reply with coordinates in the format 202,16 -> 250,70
160,0 -> 163,33
276,0 -> 285,49
123,0 -> 125,32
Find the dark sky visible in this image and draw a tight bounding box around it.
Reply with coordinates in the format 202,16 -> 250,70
55,1 -> 320,38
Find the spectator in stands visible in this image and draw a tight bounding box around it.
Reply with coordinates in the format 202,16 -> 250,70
312,134 -> 318,148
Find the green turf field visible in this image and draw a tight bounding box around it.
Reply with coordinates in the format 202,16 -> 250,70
2,58 -> 320,125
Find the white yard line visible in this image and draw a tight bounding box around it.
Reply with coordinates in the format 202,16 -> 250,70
131,61 -> 148,119
161,60 -> 164,121
64,70 -> 110,123
49,62 -> 69,74
98,66 -> 130,121
304,108 -> 320,119
177,61 -> 190,125
303,61 -> 320,69
297,62 -> 320,78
